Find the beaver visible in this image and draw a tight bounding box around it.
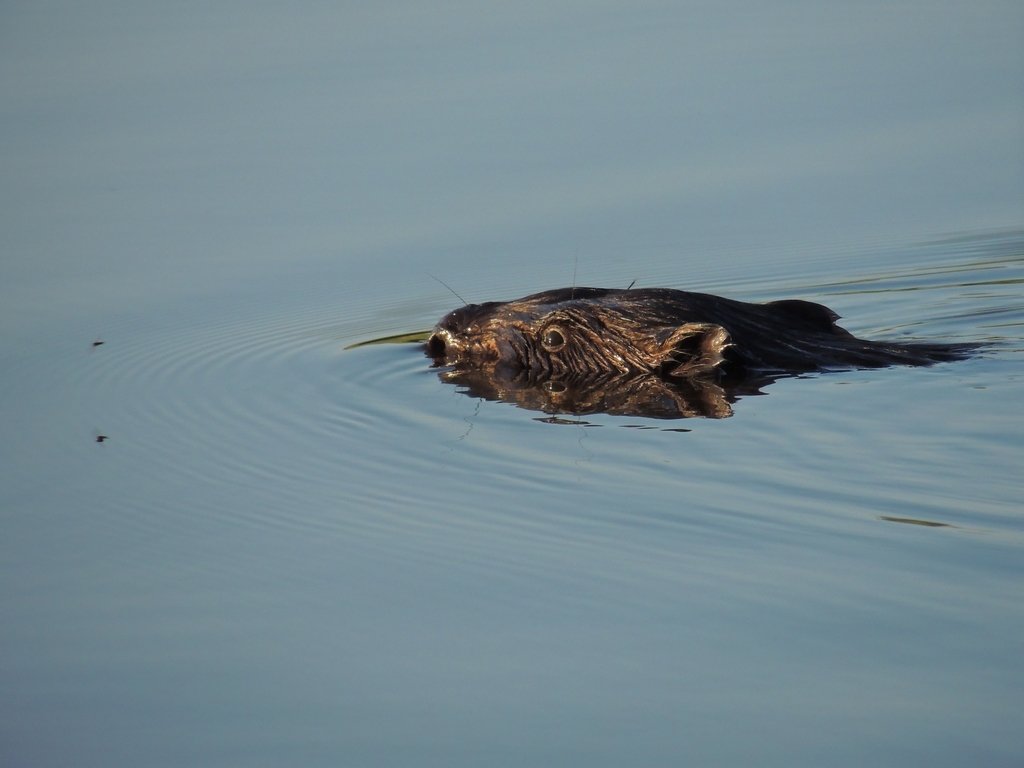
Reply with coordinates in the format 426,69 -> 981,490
426,287 -> 975,381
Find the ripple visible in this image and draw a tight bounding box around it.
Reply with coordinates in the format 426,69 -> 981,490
68,302 -> 400,543
61,229 -> 1024,578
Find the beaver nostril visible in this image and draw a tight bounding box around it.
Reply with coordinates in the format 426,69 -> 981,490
426,333 -> 447,357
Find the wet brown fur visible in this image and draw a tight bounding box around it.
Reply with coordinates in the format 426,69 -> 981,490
426,287 -> 974,380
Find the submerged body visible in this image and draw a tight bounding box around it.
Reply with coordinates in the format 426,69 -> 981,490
426,287 -> 974,381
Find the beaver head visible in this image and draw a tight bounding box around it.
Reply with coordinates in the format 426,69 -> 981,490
426,287 -> 733,379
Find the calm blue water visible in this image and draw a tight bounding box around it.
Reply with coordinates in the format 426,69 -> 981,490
2,4 -> 1023,767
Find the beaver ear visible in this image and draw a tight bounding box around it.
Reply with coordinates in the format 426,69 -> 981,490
654,323 -> 732,377
764,299 -> 851,337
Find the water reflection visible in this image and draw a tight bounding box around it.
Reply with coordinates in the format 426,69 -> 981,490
436,365 -> 778,420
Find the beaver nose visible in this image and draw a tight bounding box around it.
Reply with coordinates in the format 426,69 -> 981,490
427,326 -> 463,359
426,331 -> 447,357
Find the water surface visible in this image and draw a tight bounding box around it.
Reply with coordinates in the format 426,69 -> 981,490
2,3 -> 1023,767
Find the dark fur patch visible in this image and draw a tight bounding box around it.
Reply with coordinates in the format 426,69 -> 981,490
427,287 -> 975,379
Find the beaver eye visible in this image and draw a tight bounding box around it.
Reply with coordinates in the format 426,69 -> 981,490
541,326 -> 567,352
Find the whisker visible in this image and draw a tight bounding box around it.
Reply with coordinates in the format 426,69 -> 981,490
571,250 -> 578,300
428,274 -> 469,306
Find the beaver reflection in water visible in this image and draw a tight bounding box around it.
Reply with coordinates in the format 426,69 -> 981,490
425,287 -> 974,419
